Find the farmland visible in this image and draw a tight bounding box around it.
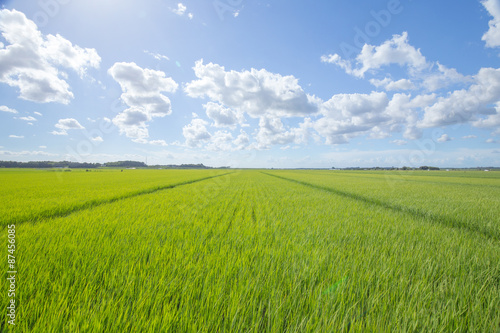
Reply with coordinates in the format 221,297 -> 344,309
1,169 -> 499,332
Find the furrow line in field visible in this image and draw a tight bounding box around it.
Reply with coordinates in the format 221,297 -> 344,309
7,172 -> 235,227
288,170 -> 500,189
262,172 -> 500,242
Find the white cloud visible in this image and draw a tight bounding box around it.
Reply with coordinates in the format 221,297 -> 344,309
0,9 -> 100,104
172,3 -> 187,15
42,34 -> 101,77
204,102 -> 241,128
183,118 -> 211,147
50,130 -> 67,136
39,145 -> 47,149
149,140 -> 168,146
323,32 -> 468,93
172,3 -> 193,19
322,32 -> 427,78
310,90 -> 440,145
0,105 -> 18,113
34,111 -> 42,116
185,59 -> 319,118
322,31 -> 499,138
254,116 -> 297,148
473,103 -> 500,134
0,149 -> 57,157
184,60 -> 321,150
420,67 -> 500,127
234,130 -> 250,150
91,136 -> 103,143
320,148 -> 500,169
56,118 -> 84,129
486,138 -> 497,143
314,91 -> 391,144
108,62 -> 178,141
51,118 -> 84,135
462,135 -> 477,139
19,116 -> 37,121
144,50 -> 169,61
422,63 -> 471,91
206,130 -> 234,151
370,77 -> 415,91
437,134 -> 452,143
482,0 -> 500,48
9,135 -> 24,139
111,108 -> 149,141
390,140 -> 408,145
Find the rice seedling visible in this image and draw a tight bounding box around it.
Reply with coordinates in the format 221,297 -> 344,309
1,169 -> 499,332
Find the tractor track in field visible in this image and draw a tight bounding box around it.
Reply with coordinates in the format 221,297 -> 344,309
262,172 -> 500,242
7,172 -> 235,227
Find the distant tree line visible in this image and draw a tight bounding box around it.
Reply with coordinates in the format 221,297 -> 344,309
335,166 -> 442,171
104,161 -> 147,168
0,160 -> 223,169
418,166 -> 440,170
151,163 -> 214,169
0,161 -> 101,168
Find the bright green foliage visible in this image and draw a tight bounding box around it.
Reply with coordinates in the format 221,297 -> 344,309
265,170 -> 500,240
1,169 -> 499,332
0,168 -> 229,226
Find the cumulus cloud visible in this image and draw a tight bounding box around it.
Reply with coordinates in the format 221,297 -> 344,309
314,92 -> 390,144
149,140 -> 168,146
419,67 -> 500,127
204,102 -> 241,128
437,134 -> 452,143
183,118 -> 211,147
172,3 -> 193,19
108,62 -> 178,143
144,50 -> 169,61
254,116 -> 297,148
322,32 -> 427,78
51,118 -> 84,135
185,59 -> 319,118
482,0 -> 500,48
172,3 -> 186,15
323,32 -> 469,93
309,89 -> 441,145
206,130 -> 234,151
390,139 -> 408,145
370,77 -> 415,91
19,116 -> 37,121
472,103 -> 500,134
0,105 -> 18,113
9,135 -> 24,139
0,149 -> 57,157
234,130 -> 250,150
319,30 -> 500,142
184,60 -> 321,149
0,9 -> 100,104
422,63 -> 471,91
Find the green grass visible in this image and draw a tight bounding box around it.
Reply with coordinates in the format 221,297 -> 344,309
1,169 -> 499,332
0,168 -> 231,227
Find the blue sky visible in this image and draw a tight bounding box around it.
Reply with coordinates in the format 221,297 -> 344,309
1,0 -> 499,168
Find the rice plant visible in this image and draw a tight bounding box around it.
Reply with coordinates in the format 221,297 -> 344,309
1,169 -> 499,332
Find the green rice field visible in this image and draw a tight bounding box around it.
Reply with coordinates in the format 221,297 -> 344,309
1,168 -> 499,332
